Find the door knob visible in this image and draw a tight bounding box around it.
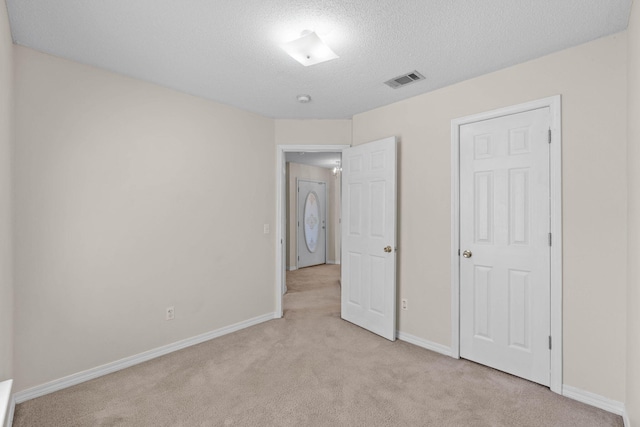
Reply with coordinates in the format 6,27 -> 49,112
462,250 -> 472,258
384,246 -> 392,253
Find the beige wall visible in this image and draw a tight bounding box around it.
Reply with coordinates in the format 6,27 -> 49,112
0,0 -> 12,382
286,163 -> 340,268
627,0 -> 640,424
353,34 -> 628,401
274,120 -> 351,147
12,46 -> 275,392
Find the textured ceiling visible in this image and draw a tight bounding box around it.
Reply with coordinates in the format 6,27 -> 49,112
5,0 -> 632,119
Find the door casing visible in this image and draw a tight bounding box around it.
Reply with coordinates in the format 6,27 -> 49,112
450,95 -> 563,394
275,145 -> 350,318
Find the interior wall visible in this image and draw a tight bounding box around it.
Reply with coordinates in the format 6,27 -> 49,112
353,34 -> 628,402
627,0 -> 640,424
286,163 -> 339,268
12,46 -> 275,392
0,0 -> 13,382
274,120 -> 352,147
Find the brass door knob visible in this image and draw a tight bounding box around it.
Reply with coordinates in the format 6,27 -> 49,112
384,246 -> 392,253
462,250 -> 472,258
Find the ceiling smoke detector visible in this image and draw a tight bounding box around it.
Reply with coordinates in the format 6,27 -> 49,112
384,70 -> 425,89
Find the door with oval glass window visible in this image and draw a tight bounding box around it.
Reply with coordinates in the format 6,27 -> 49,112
297,180 -> 327,268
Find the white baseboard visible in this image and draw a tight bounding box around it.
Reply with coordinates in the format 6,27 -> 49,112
7,318 -> 630,427
12,312 -> 277,405
287,266 -> 297,271
396,331 -> 452,357
390,341 -> 629,422
326,260 -> 341,265
562,385 -> 625,416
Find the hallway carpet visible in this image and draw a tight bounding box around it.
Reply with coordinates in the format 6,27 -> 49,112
13,264 -> 622,426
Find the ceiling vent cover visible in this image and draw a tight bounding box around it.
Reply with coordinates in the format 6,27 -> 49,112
384,70 -> 425,89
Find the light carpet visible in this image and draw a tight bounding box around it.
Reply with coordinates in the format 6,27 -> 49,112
13,264 -> 623,426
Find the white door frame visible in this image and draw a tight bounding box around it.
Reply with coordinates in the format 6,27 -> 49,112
275,144 -> 350,318
450,95 -> 563,394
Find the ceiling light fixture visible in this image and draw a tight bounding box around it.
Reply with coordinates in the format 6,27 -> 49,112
281,31 -> 339,67
332,160 -> 342,177
297,94 -> 312,103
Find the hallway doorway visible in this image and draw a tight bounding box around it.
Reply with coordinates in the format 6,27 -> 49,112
284,152 -> 342,297
276,145 -> 349,316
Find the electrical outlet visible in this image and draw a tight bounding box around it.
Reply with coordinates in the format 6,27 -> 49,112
166,306 -> 175,321
263,224 -> 270,234
401,299 -> 408,310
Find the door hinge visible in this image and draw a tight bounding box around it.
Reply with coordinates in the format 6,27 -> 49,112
298,256 -> 299,261
458,249 -> 460,256
548,129 -> 552,144
548,233 -> 552,246
548,335 -> 552,350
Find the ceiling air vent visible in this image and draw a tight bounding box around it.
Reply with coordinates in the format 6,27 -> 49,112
384,70 -> 425,89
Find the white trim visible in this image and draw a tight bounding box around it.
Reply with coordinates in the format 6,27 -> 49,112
276,145 -> 350,318
450,95 -> 563,393
450,117 -> 461,360
396,331 -> 452,357
548,95 -> 563,394
326,260 -> 340,265
0,379 -> 12,427
12,312 -> 276,404
6,396 -> 14,427
287,266 -> 298,271
562,385 -> 625,416
276,147 -> 286,311
624,409 -> 631,427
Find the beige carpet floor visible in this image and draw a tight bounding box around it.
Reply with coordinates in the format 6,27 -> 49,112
14,264 -> 623,426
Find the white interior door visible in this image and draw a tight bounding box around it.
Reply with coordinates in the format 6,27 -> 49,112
459,107 -> 551,386
297,180 -> 326,268
341,137 -> 397,341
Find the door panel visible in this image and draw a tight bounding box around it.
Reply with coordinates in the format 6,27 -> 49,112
460,108 -> 550,386
297,180 -> 326,268
341,137 -> 397,341
473,265 -> 493,341
508,269 -> 531,350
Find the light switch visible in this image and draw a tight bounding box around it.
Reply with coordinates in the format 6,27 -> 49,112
263,224 -> 270,234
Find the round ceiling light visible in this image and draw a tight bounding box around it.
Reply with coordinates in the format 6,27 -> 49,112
297,94 -> 312,103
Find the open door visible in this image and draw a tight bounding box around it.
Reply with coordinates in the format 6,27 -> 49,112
341,136 -> 397,341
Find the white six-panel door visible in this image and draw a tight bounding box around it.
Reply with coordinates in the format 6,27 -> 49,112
341,137 -> 397,341
459,107 -> 551,386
